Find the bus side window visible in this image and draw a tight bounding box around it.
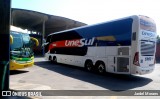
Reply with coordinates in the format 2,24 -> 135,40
132,32 -> 136,41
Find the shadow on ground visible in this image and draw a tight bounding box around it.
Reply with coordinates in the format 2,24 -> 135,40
34,60 -> 152,91
10,70 -> 29,75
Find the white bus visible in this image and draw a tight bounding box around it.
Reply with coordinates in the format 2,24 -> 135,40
44,15 -> 157,75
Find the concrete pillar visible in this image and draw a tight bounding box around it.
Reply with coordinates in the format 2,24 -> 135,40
0,0 -> 11,91
42,19 -> 45,55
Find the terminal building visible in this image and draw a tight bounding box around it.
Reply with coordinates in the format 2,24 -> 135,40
11,8 -> 87,55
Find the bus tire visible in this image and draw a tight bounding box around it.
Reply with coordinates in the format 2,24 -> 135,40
96,62 -> 105,74
52,56 -> 57,63
49,56 -> 52,61
85,60 -> 93,71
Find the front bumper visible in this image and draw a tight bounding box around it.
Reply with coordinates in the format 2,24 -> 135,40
136,66 -> 155,75
10,60 -> 34,70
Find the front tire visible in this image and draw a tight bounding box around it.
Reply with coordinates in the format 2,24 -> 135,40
49,56 -> 52,61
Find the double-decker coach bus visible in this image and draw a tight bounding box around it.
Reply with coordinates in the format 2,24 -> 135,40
44,15 -> 156,75
10,26 -> 39,70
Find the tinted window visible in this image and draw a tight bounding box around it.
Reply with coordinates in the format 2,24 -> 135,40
51,31 -> 82,42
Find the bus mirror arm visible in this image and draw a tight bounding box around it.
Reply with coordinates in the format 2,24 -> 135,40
10,35 -> 13,44
30,37 -> 39,46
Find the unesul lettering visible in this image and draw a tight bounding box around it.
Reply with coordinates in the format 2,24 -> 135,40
65,38 -> 95,47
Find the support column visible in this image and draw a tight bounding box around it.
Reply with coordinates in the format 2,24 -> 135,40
0,0 -> 11,92
42,19 -> 45,56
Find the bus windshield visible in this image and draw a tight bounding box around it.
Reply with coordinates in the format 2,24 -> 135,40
10,31 -> 34,58
11,32 -> 33,50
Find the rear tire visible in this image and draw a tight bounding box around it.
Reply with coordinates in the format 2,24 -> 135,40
52,56 -> 57,63
85,61 -> 93,71
97,62 -> 105,74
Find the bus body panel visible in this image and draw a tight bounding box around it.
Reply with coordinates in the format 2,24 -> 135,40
129,16 -> 139,74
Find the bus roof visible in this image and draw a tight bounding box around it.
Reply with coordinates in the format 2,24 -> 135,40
10,25 -> 28,34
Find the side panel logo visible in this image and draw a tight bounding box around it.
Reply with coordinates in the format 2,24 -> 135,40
49,38 -> 95,50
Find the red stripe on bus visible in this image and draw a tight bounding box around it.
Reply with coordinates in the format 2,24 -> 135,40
48,39 -> 80,50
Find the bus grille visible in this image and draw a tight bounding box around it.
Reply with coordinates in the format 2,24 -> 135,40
141,41 -> 155,56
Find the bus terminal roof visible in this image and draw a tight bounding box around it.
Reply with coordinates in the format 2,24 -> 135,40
11,8 -> 87,37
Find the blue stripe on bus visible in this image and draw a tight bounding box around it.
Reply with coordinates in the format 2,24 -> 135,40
76,18 -> 133,45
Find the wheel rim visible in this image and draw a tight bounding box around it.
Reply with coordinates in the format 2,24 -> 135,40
98,64 -> 105,73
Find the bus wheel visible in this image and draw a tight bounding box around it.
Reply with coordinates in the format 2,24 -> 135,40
97,62 -> 105,74
85,61 -> 93,71
49,56 -> 52,61
52,56 -> 57,63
